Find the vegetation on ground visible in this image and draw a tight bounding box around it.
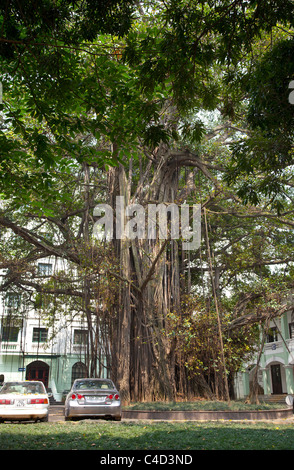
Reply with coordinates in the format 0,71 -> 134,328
0,420 -> 294,450
124,400 -> 287,411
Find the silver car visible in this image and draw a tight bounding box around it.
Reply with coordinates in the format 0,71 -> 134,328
64,378 -> 121,421
0,381 -> 51,422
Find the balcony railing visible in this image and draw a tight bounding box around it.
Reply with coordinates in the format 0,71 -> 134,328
265,340 -> 283,351
264,337 -> 294,353
1,343 -> 17,350
72,344 -> 87,352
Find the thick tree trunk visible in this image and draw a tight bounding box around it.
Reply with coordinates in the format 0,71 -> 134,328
108,151 -> 184,401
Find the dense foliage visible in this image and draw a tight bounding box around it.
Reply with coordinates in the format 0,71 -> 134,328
0,1 -> 293,401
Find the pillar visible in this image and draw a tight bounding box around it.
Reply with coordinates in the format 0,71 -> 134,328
285,365 -> 294,394
242,370 -> 250,397
261,367 -> 271,395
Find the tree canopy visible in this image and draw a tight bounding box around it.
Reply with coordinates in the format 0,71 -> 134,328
0,0 -> 294,401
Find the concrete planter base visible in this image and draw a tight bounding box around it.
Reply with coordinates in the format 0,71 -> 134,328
122,408 -> 293,421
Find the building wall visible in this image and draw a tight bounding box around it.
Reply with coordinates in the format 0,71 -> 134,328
236,307 -> 294,399
0,258 -> 108,401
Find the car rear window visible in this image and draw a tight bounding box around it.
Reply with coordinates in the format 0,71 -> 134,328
73,380 -> 114,391
0,382 -> 46,394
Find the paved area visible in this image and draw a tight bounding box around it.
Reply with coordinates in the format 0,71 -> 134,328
48,405 -> 294,424
49,405 -> 65,422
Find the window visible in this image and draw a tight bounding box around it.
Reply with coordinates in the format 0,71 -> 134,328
38,263 -> 52,276
289,323 -> 294,339
32,327 -> 48,343
74,329 -> 88,345
5,293 -> 21,311
73,379 -> 114,391
71,362 -> 88,384
266,327 -> 278,343
1,326 -> 19,342
0,381 -> 45,394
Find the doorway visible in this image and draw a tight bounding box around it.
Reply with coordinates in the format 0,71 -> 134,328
26,360 -> 49,389
271,364 -> 283,394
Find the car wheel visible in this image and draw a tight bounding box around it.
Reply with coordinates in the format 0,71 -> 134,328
40,415 -> 49,422
64,407 -> 69,419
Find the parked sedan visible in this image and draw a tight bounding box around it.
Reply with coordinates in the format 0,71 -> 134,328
0,381 -> 50,422
64,378 -> 121,421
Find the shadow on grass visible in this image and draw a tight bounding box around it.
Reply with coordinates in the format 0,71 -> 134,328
0,420 -> 294,450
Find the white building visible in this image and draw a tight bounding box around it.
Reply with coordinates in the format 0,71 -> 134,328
0,258 -> 108,402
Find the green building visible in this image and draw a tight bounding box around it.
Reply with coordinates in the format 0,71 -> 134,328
235,306 -> 294,400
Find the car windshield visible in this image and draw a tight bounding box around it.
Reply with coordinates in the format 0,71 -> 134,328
0,382 -> 46,395
73,379 -> 114,391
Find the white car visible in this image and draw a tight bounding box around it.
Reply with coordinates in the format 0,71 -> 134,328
0,381 -> 51,422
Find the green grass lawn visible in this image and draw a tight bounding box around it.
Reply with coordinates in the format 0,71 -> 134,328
0,419 -> 294,450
